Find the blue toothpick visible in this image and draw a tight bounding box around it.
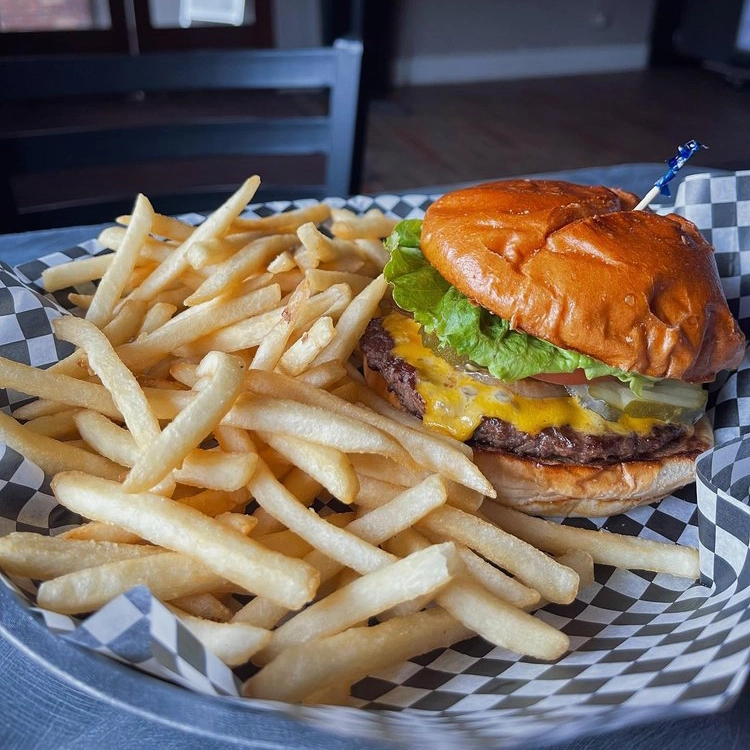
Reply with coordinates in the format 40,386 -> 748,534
634,139 -> 708,210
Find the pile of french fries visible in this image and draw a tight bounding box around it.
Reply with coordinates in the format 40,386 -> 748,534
0,176 -> 701,705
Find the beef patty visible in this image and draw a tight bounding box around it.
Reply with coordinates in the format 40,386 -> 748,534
359,317 -> 690,465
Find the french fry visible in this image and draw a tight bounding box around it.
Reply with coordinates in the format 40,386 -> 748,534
186,232 -> 263,270
67,293 -> 92,309
117,211 -> 194,243
0,355 -> 120,419
418,505 -> 580,604
353,455 -> 483,513
336,379 -> 473,458
248,460 -> 392,574
250,280 -> 311,371
246,268 -> 304,295
387,529 -> 567,658
226,393 -> 407,461
51,471 -> 319,610
277,316 -> 336,376
36,551 -> 231,614
330,207 -> 397,240
350,453 -> 425,487
23,409 -> 80,440
231,202 -> 331,234
128,176 -> 261,303
443,480 -> 484,513
167,605 -> 271,666
352,238 -> 389,270
310,274 -> 387,366
98,298 -> 151,342
74,410 -> 136,466
243,607 -> 471,703
59,521 -> 144,544
256,542 -> 461,664
258,431 -> 358,504
0,532 -> 160,579
481,501 -> 700,579
53,317 -> 160,451
124,351 -> 245,492
304,268 -> 373,295
213,424 -> 257,454
174,449 -> 258,492
172,488 -> 249,516
42,254 -> 115,293
295,221 -> 340,268
185,234 -> 298,306
97,226 -> 170,258
174,283 -> 351,357
407,527 -> 540,609
521,549 -> 597,613
556,549 -> 595,590
122,263 -> 158,293
86,193 -> 154,327
117,284 -> 281,372
168,360 -> 200,388
253,529 -> 313,558
168,593 -> 234,622
354,474 -> 402,508
141,387 -> 193,420
293,361 -> 347,389
318,253 -> 366,274
281,467 -> 323,506
437,576 -> 568,659
136,302 -> 177,337
214,512 -> 257,536
138,375 -> 189,391
345,474 -> 448,544
0,410 -> 122,480
266,250 -> 297,274
233,475 -> 448,628
303,682 -> 352,707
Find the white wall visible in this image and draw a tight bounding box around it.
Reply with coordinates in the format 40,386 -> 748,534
392,0 -> 657,85
272,0 -> 323,48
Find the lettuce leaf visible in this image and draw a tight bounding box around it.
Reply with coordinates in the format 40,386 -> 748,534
383,220 -> 650,389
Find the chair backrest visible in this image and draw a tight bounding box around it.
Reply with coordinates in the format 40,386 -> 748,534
0,38 -> 363,233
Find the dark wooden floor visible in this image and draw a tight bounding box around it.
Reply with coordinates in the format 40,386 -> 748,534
360,64 -> 750,194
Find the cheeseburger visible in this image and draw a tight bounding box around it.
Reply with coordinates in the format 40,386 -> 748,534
360,180 -> 746,517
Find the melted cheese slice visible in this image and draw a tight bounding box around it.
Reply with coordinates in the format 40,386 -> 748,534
381,313 -> 659,442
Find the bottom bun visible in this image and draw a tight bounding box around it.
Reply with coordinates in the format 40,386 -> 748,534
473,418 -> 714,517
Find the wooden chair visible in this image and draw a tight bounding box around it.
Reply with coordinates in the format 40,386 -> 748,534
0,38 -> 363,233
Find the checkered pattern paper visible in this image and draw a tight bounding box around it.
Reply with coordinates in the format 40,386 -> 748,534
1,173 -> 750,749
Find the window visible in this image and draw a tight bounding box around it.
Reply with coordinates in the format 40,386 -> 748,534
0,0 -> 272,54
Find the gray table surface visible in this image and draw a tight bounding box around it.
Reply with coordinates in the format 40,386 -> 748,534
2,163 -> 749,750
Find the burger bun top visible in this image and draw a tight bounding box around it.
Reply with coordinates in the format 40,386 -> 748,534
422,179 -> 745,382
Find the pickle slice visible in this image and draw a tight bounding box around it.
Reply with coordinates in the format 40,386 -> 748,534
567,378 -> 707,424
566,386 -> 622,421
622,400 -> 705,424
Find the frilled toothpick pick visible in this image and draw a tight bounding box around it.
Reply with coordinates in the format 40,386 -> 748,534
634,140 -> 708,211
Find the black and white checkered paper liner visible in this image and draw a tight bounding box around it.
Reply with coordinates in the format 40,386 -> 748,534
2,174 -> 750,749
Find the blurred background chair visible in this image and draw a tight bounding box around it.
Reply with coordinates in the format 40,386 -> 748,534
2,1 -> 749,237
0,37 -> 363,232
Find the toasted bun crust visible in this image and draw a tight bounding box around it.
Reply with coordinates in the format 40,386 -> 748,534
422,179 -> 745,382
473,417 -> 713,517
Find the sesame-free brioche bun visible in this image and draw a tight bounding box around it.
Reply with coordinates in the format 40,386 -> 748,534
422,180 -> 745,382
473,417 -> 714,517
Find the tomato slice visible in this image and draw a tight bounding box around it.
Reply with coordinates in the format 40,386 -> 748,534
532,370 -> 612,386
